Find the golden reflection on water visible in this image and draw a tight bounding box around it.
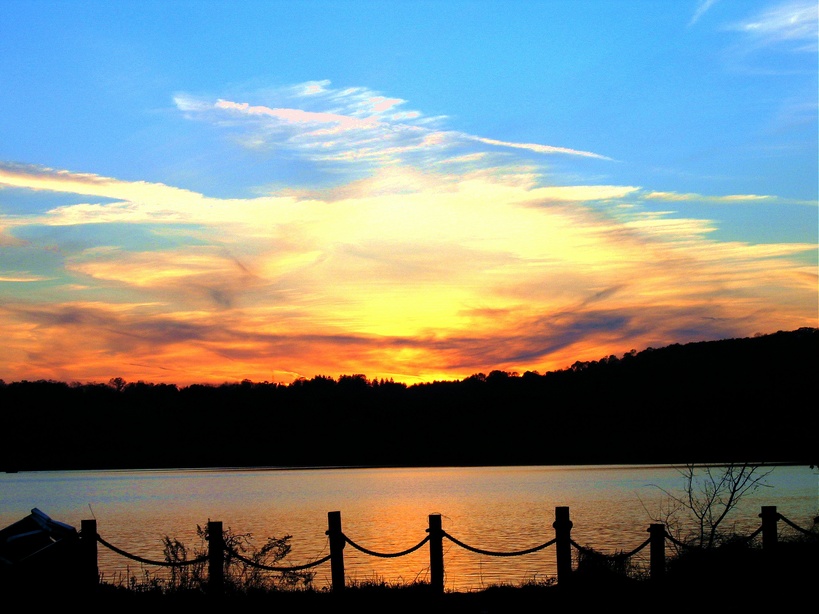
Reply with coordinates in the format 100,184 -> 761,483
1,465 -> 816,591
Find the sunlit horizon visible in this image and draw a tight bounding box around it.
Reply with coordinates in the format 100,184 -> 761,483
1,1 -> 816,387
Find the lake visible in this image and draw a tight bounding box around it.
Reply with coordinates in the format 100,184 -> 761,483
1,464 -> 816,591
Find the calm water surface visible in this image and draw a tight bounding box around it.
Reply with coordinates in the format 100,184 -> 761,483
2,464 -> 816,591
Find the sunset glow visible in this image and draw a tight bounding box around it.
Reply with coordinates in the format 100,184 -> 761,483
1,1 -> 816,386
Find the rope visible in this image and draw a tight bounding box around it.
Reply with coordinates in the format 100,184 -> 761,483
570,537 -> 650,559
225,547 -> 331,571
664,533 -> 694,549
343,534 -> 430,558
741,526 -> 763,543
622,538 -> 651,558
96,534 -> 208,567
664,526 -> 763,549
779,514 -> 819,537
443,532 -> 556,557
94,513 -> 818,575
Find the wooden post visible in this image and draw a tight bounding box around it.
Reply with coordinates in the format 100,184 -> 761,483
428,513 -> 444,594
648,523 -> 665,581
760,506 -> 779,552
80,519 -> 98,590
553,506 -> 573,586
327,511 -> 346,592
207,520 -> 224,596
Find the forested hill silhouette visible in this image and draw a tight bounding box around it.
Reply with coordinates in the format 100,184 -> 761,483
2,327 -> 816,472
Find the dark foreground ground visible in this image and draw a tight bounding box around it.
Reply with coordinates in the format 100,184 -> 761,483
8,539 -> 816,613
61,574 -> 819,613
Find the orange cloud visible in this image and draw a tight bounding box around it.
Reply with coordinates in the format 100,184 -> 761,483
0,157 -> 815,387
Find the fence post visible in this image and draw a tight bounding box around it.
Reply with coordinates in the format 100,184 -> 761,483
760,506 -> 779,552
80,519 -> 98,590
553,506 -> 573,586
327,511 -> 346,593
207,520 -> 224,596
428,514 -> 444,594
647,523 -> 665,581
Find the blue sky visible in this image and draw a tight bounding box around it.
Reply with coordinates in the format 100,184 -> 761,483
1,0 -> 816,386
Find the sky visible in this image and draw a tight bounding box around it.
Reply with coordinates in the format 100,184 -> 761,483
0,0 -> 817,387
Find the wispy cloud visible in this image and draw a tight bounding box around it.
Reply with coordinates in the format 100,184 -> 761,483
733,0 -> 819,50
644,190 -> 772,202
0,163 -> 208,212
644,190 -> 817,206
722,0 -> 819,74
690,0 -> 720,26
173,81 -> 611,172
468,136 -> 611,160
0,273 -> 47,282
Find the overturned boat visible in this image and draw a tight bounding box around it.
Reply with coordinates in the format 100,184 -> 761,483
0,508 -> 80,590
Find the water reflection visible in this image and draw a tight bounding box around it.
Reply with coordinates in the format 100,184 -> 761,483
1,464 -> 816,591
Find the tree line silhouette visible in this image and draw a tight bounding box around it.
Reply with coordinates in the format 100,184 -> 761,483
2,328 -> 816,471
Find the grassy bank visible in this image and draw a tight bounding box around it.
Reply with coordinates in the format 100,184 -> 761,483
28,536 -> 811,612
3,531 -> 815,611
